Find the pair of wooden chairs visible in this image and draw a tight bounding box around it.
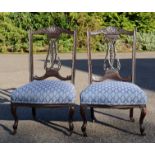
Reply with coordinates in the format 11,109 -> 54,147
11,26 -> 147,137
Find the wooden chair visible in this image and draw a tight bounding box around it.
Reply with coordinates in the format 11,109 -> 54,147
11,26 -> 77,135
80,26 -> 147,137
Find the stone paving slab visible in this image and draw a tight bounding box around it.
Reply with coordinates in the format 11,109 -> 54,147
0,52 -> 155,142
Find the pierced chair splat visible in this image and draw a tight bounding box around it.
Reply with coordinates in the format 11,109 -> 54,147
80,26 -> 147,137
11,26 -> 77,135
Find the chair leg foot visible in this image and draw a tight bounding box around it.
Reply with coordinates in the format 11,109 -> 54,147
68,106 -> 75,136
139,107 -> 147,136
32,107 -> 36,120
80,105 -> 87,137
11,104 -> 18,135
129,108 -> 135,122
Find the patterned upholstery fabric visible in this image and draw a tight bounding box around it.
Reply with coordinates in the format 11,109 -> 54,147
80,80 -> 147,105
11,80 -> 76,104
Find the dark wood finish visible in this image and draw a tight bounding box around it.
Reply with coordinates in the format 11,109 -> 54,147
132,27 -> 137,84
80,26 -> 147,136
11,26 -> 77,135
71,30 -> 77,84
129,108 -> 135,122
28,26 -> 76,83
32,107 -> 36,120
11,103 -> 75,108
92,70 -> 132,83
129,28 -> 137,122
11,104 -> 18,135
90,107 -> 95,122
139,107 -> 147,136
29,30 -> 36,122
34,69 -> 71,81
87,26 -> 136,84
68,106 -> 75,135
90,27 -> 133,36
87,31 -> 92,84
29,29 -> 33,82
81,104 -> 145,109
80,105 -> 87,137
32,26 -> 73,37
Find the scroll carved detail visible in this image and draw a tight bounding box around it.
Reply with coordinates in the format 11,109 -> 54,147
102,27 -> 122,71
90,26 -> 133,36
32,26 -> 73,39
44,39 -> 61,71
92,27 -> 131,71
33,26 -> 73,81
104,38 -> 121,71
88,26 -> 134,83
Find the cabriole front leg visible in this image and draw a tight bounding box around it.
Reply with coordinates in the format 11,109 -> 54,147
139,107 -> 147,136
68,105 -> 75,135
11,104 -> 18,135
80,105 -> 87,137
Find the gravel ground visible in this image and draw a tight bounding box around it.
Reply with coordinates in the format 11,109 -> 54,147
0,52 -> 155,143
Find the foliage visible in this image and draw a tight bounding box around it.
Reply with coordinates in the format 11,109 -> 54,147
137,32 -> 155,51
0,12 -> 155,53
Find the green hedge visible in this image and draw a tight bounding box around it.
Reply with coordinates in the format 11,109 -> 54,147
0,12 -> 155,53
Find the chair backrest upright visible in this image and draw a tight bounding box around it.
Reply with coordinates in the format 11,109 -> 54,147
28,26 -> 77,84
87,26 -> 137,84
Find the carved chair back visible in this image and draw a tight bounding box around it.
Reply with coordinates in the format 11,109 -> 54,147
29,26 -> 77,84
87,26 -> 136,84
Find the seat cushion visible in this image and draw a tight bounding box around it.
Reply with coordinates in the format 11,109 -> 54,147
11,80 -> 76,104
80,80 -> 147,105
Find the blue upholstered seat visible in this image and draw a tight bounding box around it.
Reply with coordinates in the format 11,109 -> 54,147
80,80 -> 147,105
11,80 -> 76,104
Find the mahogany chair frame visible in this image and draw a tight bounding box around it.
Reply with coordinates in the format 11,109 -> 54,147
11,26 -> 77,135
80,26 -> 147,137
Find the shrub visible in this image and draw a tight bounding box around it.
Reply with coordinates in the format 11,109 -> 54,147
0,12 -> 155,53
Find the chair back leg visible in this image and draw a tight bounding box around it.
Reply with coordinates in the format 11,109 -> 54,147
32,107 -> 36,120
90,107 -> 95,122
11,104 -> 18,135
129,108 -> 135,122
139,107 -> 147,136
80,105 -> 87,137
68,106 -> 75,135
